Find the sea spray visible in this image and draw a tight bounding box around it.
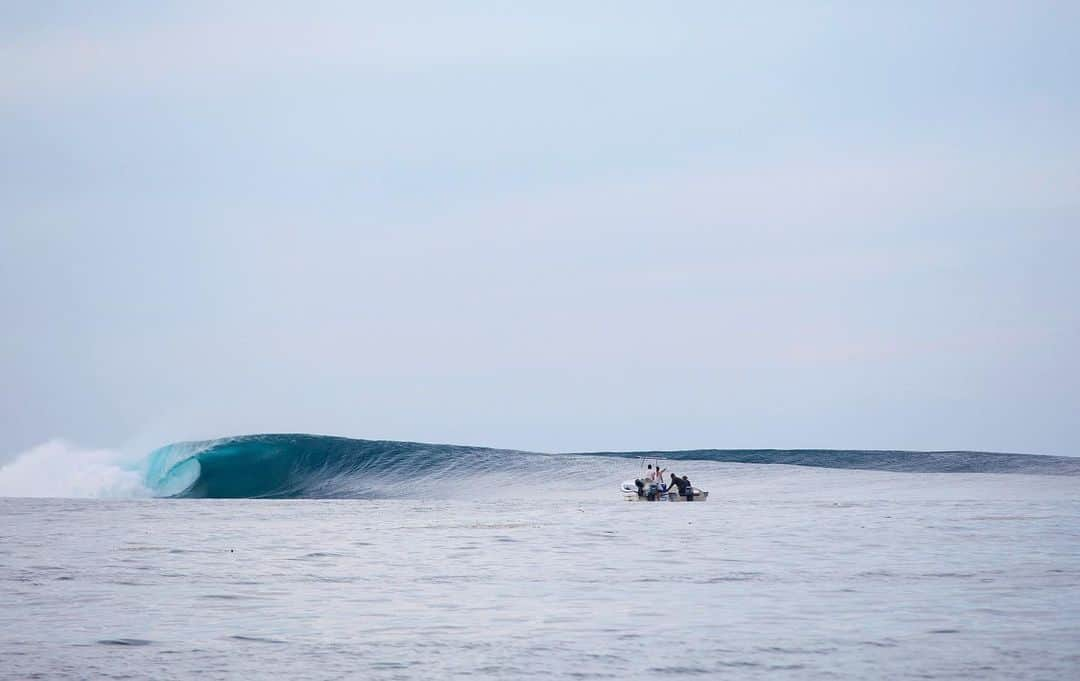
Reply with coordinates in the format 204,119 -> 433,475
0,440 -> 149,498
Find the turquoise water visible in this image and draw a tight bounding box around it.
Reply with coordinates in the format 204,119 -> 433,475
141,434 -> 1080,498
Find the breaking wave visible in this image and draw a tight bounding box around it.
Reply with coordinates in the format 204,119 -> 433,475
2,434 -> 1077,499
143,434 -> 1079,499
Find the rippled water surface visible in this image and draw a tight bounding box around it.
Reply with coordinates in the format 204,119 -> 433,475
3,463 -> 1079,680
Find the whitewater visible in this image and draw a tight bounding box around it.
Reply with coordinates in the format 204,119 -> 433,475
2,435 -> 1079,679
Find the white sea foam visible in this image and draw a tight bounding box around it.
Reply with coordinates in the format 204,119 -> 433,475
0,440 -> 149,498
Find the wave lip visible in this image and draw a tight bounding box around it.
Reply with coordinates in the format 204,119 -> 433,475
140,434 -> 1080,500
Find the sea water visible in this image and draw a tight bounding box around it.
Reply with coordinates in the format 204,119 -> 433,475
2,455 -> 1078,680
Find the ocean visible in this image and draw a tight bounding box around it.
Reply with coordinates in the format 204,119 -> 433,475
1,434 -> 1078,679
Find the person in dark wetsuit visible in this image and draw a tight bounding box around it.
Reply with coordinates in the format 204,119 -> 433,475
669,473 -> 694,500
681,476 -> 694,501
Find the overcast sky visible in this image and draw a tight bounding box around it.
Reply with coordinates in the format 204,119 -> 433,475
2,1 -> 1078,458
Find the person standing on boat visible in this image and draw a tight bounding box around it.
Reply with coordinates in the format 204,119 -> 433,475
650,464 -> 666,482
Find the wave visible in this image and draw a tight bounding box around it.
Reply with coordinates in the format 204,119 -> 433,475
4,434 -> 1076,499
144,434 -> 532,499
138,434 -> 1080,499
571,447 -> 1080,476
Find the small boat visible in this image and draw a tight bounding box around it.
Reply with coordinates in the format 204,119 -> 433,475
621,457 -> 708,502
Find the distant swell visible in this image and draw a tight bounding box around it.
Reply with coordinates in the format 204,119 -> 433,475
142,434 -> 1080,499
570,448 -> 1080,476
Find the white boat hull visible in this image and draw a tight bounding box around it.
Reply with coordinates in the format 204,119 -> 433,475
621,480 -> 708,502
622,490 -> 708,502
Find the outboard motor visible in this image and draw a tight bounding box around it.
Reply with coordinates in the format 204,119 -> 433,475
645,482 -> 659,501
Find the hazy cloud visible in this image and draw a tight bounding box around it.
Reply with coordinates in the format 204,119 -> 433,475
2,1 -> 1078,457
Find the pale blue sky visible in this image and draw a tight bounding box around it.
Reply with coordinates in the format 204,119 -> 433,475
2,1 -> 1078,456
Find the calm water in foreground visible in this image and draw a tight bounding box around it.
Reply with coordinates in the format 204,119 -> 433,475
2,462 -> 1078,680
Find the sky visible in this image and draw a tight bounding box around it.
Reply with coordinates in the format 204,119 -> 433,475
1,1 -> 1078,458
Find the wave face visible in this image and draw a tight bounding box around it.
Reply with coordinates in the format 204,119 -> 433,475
145,434 -> 523,499
142,434 -> 1080,499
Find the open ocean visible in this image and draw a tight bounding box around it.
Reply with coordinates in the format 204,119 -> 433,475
2,435 -> 1078,679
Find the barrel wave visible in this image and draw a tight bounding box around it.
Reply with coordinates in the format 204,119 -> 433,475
144,434 -> 525,499
143,434 -> 1080,499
